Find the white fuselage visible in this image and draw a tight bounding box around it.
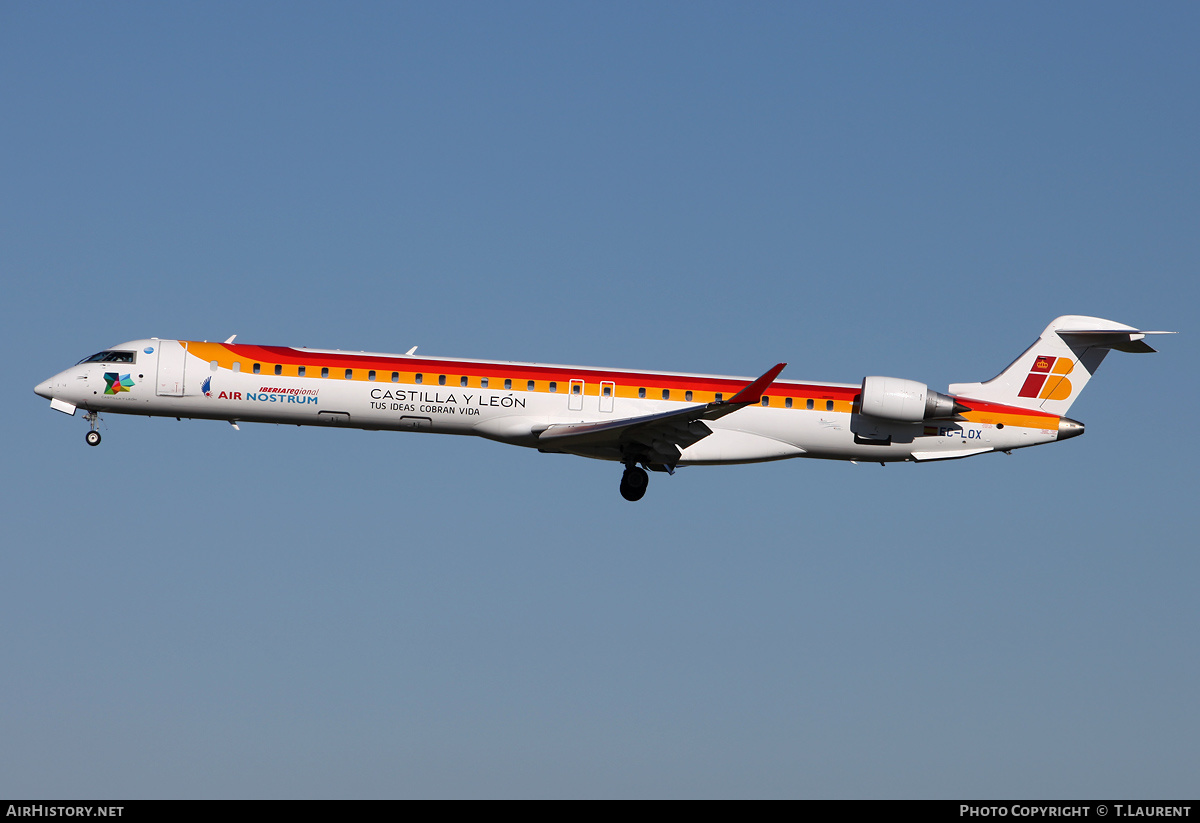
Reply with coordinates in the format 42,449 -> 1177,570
35,338 -> 1068,466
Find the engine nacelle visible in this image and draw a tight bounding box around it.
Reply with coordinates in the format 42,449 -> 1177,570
859,376 -> 962,422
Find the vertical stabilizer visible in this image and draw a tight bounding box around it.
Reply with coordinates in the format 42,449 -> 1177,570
948,316 -> 1169,416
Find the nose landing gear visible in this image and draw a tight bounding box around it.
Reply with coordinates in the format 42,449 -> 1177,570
619,464 -> 649,502
84,411 -> 102,446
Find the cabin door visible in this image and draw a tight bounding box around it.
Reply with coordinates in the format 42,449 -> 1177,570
156,340 -> 187,396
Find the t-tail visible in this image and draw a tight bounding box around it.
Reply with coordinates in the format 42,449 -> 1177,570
949,315 -> 1173,417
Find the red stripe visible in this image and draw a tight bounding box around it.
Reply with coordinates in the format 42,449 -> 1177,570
216,344 -> 860,400
959,395 -> 1058,419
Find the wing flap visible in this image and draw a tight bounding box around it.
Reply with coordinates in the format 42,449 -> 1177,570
537,403 -> 710,446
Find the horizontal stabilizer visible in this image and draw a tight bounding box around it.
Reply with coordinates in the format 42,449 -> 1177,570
1057,329 -> 1173,353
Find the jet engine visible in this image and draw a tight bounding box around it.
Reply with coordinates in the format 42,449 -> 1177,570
859,376 -> 967,422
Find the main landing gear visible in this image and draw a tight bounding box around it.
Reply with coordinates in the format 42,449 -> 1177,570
84,411 -> 101,446
619,464 -> 649,502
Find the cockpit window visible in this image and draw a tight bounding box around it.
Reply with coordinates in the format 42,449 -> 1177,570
78,350 -> 136,365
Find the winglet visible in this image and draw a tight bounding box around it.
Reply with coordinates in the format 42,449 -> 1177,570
727,363 -> 787,405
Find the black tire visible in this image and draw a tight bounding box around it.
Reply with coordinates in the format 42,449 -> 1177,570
619,466 -> 648,501
85,430 -> 101,447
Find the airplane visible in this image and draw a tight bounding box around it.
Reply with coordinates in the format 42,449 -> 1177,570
34,316 -> 1171,501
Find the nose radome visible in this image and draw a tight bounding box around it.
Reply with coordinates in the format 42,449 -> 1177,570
34,378 -> 53,399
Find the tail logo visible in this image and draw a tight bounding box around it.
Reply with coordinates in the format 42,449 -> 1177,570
1018,355 -> 1074,401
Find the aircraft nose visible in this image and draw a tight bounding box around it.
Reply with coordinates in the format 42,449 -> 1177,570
34,378 -> 54,399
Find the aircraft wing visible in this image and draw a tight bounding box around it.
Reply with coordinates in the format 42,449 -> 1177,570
536,363 -> 786,469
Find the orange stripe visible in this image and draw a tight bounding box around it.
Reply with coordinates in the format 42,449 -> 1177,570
184,341 -> 860,411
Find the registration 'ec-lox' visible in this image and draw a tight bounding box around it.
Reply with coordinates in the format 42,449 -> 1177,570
35,316 -> 1171,500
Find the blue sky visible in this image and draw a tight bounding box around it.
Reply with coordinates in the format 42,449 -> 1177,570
3,2 -> 1197,798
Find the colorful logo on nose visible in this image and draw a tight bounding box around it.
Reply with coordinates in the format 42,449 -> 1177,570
104,372 -> 135,395
1018,355 -> 1073,400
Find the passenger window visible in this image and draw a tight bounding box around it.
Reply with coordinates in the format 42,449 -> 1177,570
785,397 -> 793,409
572,384 -> 581,395
233,362 -> 241,373
603,385 -> 612,397
391,372 -> 399,383
460,376 -> 468,387
527,380 -> 535,391
415,374 -> 423,384
715,392 -> 723,402
298,366 -> 306,378
253,363 -> 261,374
209,360 -> 218,372
368,370 -> 376,381
341,369 -> 350,380
321,367 -> 329,378
504,379 -> 512,390
826,400 -> 834,411
662,389 -> 670,400
481,378 -> 489,389
685,390 -> 693,402
762,397 -> 769,406
274,364 -> 282,376
806,398 -> 814,410
438,375 -> 446,386
549,382 -> 557,393
638,388 -> 646,398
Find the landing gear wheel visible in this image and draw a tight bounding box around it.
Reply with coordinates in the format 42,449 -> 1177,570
85,430 -> 101,447
619,466 -> 649,502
